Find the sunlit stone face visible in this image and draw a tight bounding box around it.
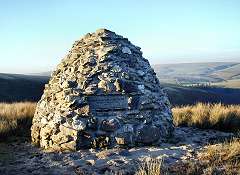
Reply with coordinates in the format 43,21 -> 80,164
31,29 -> 174,151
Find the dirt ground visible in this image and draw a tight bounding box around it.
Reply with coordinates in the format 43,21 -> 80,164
0,127 -> 234,175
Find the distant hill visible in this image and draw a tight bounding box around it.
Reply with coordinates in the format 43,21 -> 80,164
162,83 -> 240,106
38,62 -> 240,88
211,63 -> 240,80
1,72 -> 240,106
153,62 -> 240,88
1,62 -> 239,105
0,73 -> 48,102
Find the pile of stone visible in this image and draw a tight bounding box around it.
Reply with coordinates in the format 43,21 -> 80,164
31,29 -> 174,151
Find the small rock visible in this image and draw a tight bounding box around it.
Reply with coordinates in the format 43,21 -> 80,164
122,47 -> 132,54
72,118 -> 86,131
41,118 -> 48,125
101,119 -> 120,132
136,125 -> 161,144
85,159 -> 95,166
115,132 -> 133,145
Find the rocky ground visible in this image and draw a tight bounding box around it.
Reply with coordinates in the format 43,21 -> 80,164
0,127 -> 234,175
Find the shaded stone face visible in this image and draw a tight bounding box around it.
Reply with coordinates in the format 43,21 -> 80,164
31,29 -> 174,151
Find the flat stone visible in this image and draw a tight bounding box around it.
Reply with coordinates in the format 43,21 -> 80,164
78,132 -> 93,148
122,47 -> 132,54
60,141 -> 77,151
85,159 -> 96,166
59,125 -> 78,137
71,118 -> 86,131
136,125 -> 161,144
100,118 -> 120,132
115,133 -> 133,145
120,80 -> 139,93
75,105 -> 90,116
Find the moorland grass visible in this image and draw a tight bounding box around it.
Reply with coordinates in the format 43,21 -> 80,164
0,102 -> 239,138
0,102 -> 239,174
198,138 -> 240,174
134,139 -> 240,175
135,158 -> 166,175
168,138 -> 240,175
173,103 -> 240,132
0,102 -> 36,138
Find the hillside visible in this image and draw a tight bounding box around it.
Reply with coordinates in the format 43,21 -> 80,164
0,73 -> 48,102
211,63 -> 240,80
0,73 -> 240,106
0,62 -> 239,105
163,83 -> 240,106
153,62 -> 240,87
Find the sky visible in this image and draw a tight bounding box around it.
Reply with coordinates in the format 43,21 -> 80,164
0,0 -> 240,74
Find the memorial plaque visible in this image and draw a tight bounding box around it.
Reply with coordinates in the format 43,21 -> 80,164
88,95 -> 128,111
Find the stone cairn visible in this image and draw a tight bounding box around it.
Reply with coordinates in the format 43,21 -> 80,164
31,29 -> 174,151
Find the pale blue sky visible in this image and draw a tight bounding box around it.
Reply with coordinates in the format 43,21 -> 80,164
1,0 -> 240,73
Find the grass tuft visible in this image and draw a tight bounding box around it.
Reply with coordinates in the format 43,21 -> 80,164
173,103 -> 240,132
169,138 -> 240,175
135,158 -> 166,175
0,102 -> 36,138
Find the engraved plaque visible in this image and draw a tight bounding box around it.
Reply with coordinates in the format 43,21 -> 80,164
88,95 -> 128,111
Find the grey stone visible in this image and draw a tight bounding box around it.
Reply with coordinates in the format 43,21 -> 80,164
122,46 -> 132,54
87,117 -> 98,130
31,28 -> 173,151
71,116 -> 86,130
100,118 -> 120,132
115,132 -> 133,145
136,125 -> 161,144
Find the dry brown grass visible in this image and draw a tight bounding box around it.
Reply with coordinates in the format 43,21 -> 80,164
0,102 -> 36,138
133,139 -> 240,175
135,158 -> 166,175
198,138 -> 240,174
169,138 -> 240,175
173,103 -> 240,132
0,102 -> 239,174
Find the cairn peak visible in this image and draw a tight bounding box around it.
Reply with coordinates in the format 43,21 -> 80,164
95,28 -> 114,34
31,29 -> 174,151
